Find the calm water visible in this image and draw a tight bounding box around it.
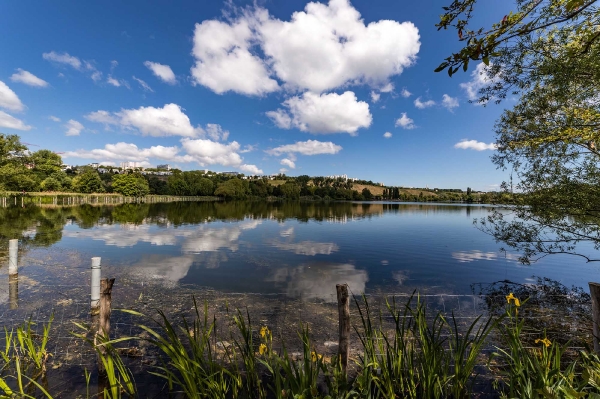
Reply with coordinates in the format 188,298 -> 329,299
2,201 -> 599,299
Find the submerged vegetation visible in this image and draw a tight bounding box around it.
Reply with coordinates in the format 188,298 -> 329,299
0,292 -> 599,398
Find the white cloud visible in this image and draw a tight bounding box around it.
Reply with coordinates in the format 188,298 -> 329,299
460,62 -> 495,101
132,76 -> 153,92
191,18 -> 279,96
181,138 -> 263,173
258,0 -> 420,93
49,116 -> 61,122
401,88 -> 411,98
42,51 -> 82,69
414,97 -> 435,109
85,110 -> 119,125
205,123 -> 230,141
266,139 -> 342,156
454,139 -> 497,151
383,132 -> 392,138
380,83 -> 394,93
267,91 -> 371,135
240,164 -> 263,174
0,111 -> 31,131
0,81 -> 24,112
370,91 -> 380,103
65,119 -> 84,136
85,104 -> 202,137
91,71 -> 103,82
144,61 -> 177,84
106,76 -> 121,87
395,112 -> 415,129
43,51 -> 104,82
10,69 -> 48,88
442,94 -> 459,111
280,158 -> 296,169
190,0 -> 420,95
279,168 -> 288,173
65,142 -> 183,162
265,109 -> 292,129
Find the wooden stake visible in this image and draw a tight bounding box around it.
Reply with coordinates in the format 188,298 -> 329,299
336,284 -> 350,376
590,282 -> 600,354
96,278 -> 115,373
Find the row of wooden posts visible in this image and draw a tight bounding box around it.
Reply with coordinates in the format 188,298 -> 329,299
0,195 -> 217,208
7,237 -> 600,377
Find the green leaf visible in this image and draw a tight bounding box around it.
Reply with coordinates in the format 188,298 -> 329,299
434,62 -> 448,73
482,55 -> 490,66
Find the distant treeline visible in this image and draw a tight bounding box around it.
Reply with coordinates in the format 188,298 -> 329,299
0,133 -> 508,202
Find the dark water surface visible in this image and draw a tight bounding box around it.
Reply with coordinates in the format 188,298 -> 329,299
2,201 -> 599,298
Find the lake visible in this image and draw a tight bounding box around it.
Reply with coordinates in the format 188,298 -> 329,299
1,200 -> 598,301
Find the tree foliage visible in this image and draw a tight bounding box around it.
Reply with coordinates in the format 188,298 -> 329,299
112,173 -> 150,197
439,0 -> 600,262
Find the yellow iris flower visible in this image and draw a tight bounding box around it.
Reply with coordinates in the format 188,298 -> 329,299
311,351 -> 322,362
535,338 -> 552,348
506,293 -> 521,307
260,326 -> 270,338
259,343 -> 267,355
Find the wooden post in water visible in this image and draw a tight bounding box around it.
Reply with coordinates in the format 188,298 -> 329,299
91,257 -> 101,310
336,284 -> 350,377
590,282 -> 600,354
96,278 -> 115,373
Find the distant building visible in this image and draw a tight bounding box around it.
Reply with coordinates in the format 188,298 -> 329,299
90,163 -> 99,169
220,171 -> 238,176
120,161 -> 137,170
157,164 -> 171,171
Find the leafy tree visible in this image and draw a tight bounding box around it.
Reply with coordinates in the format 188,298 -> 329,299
439,0 -> 600,262
111,173 -> 150,197
31,149 -> 62,179
72,170 -> 105,193
40,177 -> 61,191
147,176 -> 169,195
0,134 -> 36,191
214,178 -> 249,199
361,188 -> 373,200
279,182 -> 301,199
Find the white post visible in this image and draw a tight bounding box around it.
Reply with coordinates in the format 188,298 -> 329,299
8,239 -> 18,276
91,257 -> 101,309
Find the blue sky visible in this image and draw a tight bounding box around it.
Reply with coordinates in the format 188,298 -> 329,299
0,0 -> 512,190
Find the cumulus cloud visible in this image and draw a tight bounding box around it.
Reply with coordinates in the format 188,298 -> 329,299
370,91 -> 380,103
414,97 -> 435,109
380,83 -> 394,93
132,76 -> 153,92
0,111 -> 31,131
10,69 -> 48,88
280,158 -> 296,169
85,104 -> 202,137
383,132 -> 392,138
267,91 -> 371,135
144,61 -> 177,84
191,18 -> 279,96
49,116 -> 61,122
64,142 -> 184,163
65,119 -> 84,136
454,139 -> 497,151
42,51 -> 82,69
266,140 -> 342,156
460,62 -> 495,101
205,123 -> 230,141
0,81 -> 24,112
190,0 -> 420,95
442,94 -> 459,111
401,88 -> 411,98
181,138 -> 263,174
395,112 -> 415,129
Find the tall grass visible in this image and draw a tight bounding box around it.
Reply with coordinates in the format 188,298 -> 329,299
4,292 -> 600,398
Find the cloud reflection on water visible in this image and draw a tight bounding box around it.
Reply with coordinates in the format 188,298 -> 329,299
267,262 -> 368,302
452,250 -> 519,263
